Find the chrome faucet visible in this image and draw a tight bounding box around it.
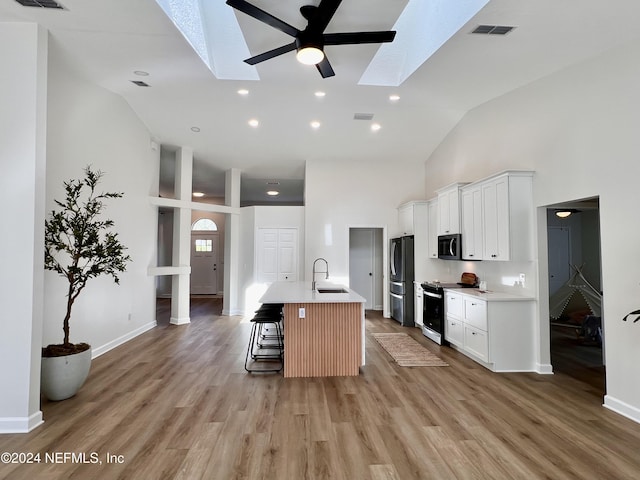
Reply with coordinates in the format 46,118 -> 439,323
312,257 -> 329,291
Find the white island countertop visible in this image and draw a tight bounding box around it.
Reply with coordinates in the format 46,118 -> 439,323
443,287 -> 534,302
260,281 -> 366,304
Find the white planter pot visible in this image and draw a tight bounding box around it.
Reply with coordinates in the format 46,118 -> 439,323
41,347 -> 92,401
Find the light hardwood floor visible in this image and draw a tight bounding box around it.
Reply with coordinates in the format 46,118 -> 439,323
2,298 -> 640,479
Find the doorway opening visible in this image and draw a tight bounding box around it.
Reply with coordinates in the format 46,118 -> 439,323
349,228 -> 384,311
546,197 -> 604,394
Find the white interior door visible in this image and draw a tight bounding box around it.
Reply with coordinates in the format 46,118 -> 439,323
257,228 -> 298,283
190,233 -> 219,294
349,228 -> 383,310
548,226 -> 571,295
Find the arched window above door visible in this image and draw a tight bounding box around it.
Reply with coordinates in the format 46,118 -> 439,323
192,218 -> 218,231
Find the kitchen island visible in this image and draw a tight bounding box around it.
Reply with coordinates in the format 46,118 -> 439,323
260,281 -> 366,378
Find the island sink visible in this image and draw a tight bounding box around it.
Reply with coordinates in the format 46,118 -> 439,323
317,287 -> 349,294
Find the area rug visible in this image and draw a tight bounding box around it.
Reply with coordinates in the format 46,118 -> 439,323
372,333 -> 449,367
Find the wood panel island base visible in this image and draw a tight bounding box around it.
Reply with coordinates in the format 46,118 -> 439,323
260,282 -> 366,378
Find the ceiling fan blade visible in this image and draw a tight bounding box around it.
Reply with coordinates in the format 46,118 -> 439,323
316,56 -> 335,78
311,0 -> 343,32
323,31 -> 397,45
226,0 -> 300,37
244,42 -> 297,65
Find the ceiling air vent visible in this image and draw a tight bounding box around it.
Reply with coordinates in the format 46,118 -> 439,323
15,0 -> 64,8
353,113 -> 374,121
471,25 -> 515,35
131,80 -> 150,87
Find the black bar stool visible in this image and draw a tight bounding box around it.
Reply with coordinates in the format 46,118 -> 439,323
244,304 -> 284,373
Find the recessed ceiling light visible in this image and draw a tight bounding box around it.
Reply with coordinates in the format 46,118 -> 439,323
389,94 -> 400,101
190,126 -> 200,132
314,91 -> 326,98
310,121 -> 321,129
237,88 -> 249,95
266,190 -> 280,196
134,70 -> 149,76
248,119 -> 259,127
193,192 -> 205,198
371,123 -> 382,132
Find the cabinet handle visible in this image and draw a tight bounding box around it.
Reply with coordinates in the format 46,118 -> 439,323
491,254 -> 497,258
469,254 -> 474,257
471,332 -> 477,335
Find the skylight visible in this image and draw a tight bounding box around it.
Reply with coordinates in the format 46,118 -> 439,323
359,0 -> 490,86
154,0 -> 258,80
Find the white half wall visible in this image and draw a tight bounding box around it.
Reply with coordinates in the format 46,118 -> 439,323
424,37 -> 640,420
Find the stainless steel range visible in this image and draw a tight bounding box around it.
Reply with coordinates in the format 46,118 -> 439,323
420,282 -> 447,345
420,281 -> 479,345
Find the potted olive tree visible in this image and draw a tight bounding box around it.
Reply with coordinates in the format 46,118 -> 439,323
42,166 -> 131,401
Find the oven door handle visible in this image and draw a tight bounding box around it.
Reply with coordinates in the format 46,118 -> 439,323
390,292 -> 403,300
424,291 -> 443,299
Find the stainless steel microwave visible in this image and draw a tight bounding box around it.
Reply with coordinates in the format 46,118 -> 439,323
437,234 -> 461,260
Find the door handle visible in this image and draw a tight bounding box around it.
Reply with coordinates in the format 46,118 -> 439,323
369,272 -> 372,276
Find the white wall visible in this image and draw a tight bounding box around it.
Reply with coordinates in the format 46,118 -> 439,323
424,37 -> 640,421
238,206 -> 305,315
43,41 -> 159,358
304,158 -> 426,314
0,22 -> 47,433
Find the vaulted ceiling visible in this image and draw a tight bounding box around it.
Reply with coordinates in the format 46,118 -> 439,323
3,0 -> 640,203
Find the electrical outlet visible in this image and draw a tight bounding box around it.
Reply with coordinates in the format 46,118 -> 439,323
299,307 -> 305,319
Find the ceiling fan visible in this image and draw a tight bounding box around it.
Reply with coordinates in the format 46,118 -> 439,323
226,0 -> 396,78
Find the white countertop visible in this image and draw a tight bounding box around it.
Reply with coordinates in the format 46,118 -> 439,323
260,281 -> 366,304
443,287 -> 534,302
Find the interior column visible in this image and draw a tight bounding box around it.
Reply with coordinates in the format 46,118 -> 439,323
170,147 -> 193,324
223,168 -> 241,315
0,23 -> 47,433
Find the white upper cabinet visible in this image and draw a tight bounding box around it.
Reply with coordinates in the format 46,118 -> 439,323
427,198 -> 438,259
397,201 -> 428,237
458,171 -> 533,262
481,172 -> 533,262
397,201 -> 428,279
460,185 -> 483,260
436,183 -> 467,235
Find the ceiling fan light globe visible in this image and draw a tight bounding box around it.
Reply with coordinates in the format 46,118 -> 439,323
296,47 -> 324,65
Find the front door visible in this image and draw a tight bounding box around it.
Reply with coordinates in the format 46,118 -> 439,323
190,232 -> 219,294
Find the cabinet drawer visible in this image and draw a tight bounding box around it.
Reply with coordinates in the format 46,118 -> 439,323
445,317 -> 463,348
445,291 -> 463,318
464,324 -> 489,362
464,298 -> 487,331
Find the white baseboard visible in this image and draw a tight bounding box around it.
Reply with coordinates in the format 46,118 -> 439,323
92,321 -> 157,359
604,395 -> 640,424
222,308 -> 244,316
169,317 -> 190,325
536,363 -> 554,374
0,411 -> 43,434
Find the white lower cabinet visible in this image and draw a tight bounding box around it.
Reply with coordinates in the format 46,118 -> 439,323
444,289 -> 535,372
414,283 -> 424,327
463,324 -> 489,363
445,317 -> 464,348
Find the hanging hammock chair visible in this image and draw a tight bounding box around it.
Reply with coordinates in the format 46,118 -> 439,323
549,264 -> 601,320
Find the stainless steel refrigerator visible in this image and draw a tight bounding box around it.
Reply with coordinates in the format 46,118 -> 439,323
390,235 -> 415,327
